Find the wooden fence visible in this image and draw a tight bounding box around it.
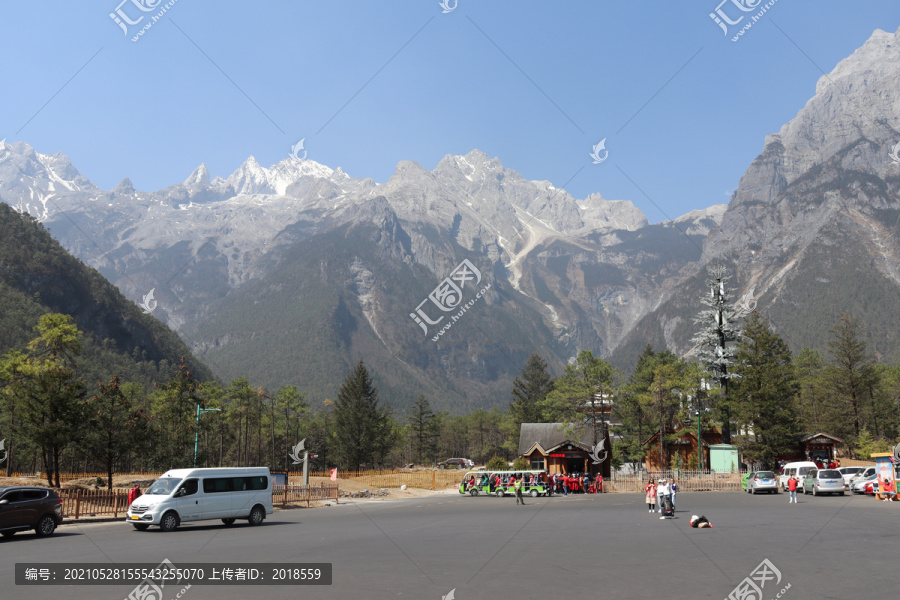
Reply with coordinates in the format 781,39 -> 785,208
55,483 -> 340,518
836,458 -> 877,467
273,483 -> 339,507
606,470 -> 748,493
58,489 -> 131,519
307,470 -> 462,490
7,472 -> 163,483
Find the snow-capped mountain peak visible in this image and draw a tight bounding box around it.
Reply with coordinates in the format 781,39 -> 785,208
184,164 -> 210,188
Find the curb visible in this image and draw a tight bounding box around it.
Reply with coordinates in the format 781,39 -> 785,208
60,504 -> 320,525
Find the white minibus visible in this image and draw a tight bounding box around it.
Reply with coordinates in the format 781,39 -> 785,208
778,461 -> 818,491
126,467 -> 273,531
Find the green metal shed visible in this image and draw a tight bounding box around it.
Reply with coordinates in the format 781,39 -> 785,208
709,444 -> 739,472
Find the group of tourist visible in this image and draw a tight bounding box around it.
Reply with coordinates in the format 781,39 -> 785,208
461,472 -> 606,495
549,472 -> 604,494
463,472 -> 547,493
644,477 -> 678,513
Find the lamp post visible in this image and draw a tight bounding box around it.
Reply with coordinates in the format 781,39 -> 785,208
695,410 -> 703,472
194,405 -> 222,467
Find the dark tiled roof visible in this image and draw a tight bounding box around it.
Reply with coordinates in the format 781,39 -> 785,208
798,432 -> 844,444
518,423 -> 596,456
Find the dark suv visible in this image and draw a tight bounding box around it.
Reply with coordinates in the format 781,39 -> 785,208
0,486 -> 63,538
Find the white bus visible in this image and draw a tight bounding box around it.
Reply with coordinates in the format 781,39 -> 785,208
126,467 -> 273,532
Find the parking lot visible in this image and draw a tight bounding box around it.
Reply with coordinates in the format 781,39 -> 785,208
2,490 -> 894,599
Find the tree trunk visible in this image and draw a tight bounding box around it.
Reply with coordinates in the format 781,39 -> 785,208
43,447 -> 52,487
53,448 -> 61,488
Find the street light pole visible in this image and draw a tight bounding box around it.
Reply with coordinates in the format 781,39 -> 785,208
696,410 -> 703,472
194,405 -> 222,468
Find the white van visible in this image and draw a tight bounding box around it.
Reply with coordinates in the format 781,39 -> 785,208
126,467 -> 273,531
779,462 -> 818,491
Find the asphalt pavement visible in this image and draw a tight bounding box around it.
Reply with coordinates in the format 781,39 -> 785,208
1,489 -> 894,600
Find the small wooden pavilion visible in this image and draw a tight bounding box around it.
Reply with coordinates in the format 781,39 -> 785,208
777,433 -> 844,463
518,423 -> 611,478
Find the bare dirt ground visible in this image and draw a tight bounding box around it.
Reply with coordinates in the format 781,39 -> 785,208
0,475 -> 158,490
0,474 -> 458,501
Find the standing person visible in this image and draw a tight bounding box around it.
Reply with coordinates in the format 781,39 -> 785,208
670,478 -> 677,510
657,479 -> 670,514
127,485 -> 142,506
645,479 -> 657,512
515,477 -> 525,505
597,473 -> 604,494
787,474 -> 798,503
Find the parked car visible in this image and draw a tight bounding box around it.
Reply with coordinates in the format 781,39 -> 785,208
863,480 -> 879,495
779,462 -> 818,490
848,467 -> 876,488
803,469 -> 845,496
440,458 -> 474,469
746,471 -> 779,494
851,474 -> 878,494
837,466 -> 863,488
0,486 -> 63,538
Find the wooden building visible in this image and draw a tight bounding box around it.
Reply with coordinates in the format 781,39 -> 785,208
518,423 -> 611,478
642,422 -> 723,471
778,433 -> 844,463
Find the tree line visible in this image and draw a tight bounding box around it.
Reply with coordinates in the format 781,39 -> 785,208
3,273 -> 899,486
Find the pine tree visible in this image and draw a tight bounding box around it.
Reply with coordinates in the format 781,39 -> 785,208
825,315 -> 878,446
544,350 -> 615,447
616,345 -> 672,469
692,265 -> 741,443
509,353 -> 553,445
731,312 -> 799,468
333,360 -> 390,470
153,357 -> 203,467
646,359 -> 693,470
794,348 -> 826,432
0,314 -> 86,487
84,375 -> 151,490
407,395 -> 438,464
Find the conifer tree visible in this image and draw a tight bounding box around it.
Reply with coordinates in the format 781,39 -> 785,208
731,312 -> 799,468
509,353 -> 553,444
545,350 -> 615,447
0,314 -> 86,487
84,375 -> 151,490
407,395 -> 439,464
825,315 -> 878,445
692,265 -> 741,443
333,360 -> 391,470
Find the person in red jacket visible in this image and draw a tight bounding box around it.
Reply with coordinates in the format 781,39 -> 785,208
127,485 -> 142,506
787,475 -> 798,503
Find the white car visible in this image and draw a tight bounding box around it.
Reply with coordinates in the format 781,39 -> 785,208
851,474 -> 878,494
836,466 -> 863,488
848,467 -> 876,488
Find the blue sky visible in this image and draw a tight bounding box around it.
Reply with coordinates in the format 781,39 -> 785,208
1,1 -> 897,223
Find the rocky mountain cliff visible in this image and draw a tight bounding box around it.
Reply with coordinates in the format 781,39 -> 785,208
0,138 -> 719,409
7,27 -> 897,408
611,26 -> 900,368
